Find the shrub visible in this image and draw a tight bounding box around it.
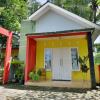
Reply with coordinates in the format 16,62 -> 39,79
33,73 -> 39,81
0,68 -> 4,77
29,69 -> 42,81
11,60 -> 25,82
78,56 -> 89,73
94,53 -> 100,65
37,69 -> 42,76
29,71 -> 34,80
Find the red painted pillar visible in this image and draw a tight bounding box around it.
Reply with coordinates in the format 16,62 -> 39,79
98,65 -> 100,83
3,32 -> 12,84
25,37 -> 36,82
25,37 -> 29,82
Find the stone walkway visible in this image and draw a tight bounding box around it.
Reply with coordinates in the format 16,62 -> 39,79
0,86 -> 100,100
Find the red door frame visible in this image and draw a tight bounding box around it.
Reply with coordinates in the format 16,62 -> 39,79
0,27 -> 12,84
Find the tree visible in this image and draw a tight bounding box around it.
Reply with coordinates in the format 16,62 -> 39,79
0,35 -> 7,54
0,0 -> 25,67
88,0 -> 100,23
0,35 -> 7,67
50,0 -> 92,20
50,0 -> 100,23
0,0 -> 28,31
96,0 -> 100,21
98,0 -> 100,4
27,0 -> 100,23
0,0 -> 6,7
89,0 -> 98,23
27,0 -> 41,15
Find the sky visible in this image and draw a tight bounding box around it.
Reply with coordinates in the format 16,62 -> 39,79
37,0 -> 47,4
94,35 -> 100,44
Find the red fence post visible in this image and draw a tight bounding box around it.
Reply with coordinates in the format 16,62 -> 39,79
3,32 -> 12,84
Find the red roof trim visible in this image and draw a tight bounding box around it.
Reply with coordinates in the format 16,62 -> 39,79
27,32 -> 87,39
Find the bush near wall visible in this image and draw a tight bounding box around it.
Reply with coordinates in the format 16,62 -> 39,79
94,53 -> 100,65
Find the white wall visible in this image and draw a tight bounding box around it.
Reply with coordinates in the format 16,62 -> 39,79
36,10 -> 85,33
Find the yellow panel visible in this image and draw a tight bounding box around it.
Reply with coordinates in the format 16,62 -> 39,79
95,65 -> 100,83
36,36 -> 91,81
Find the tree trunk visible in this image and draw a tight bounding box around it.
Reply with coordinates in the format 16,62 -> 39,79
92,0 -> 97,23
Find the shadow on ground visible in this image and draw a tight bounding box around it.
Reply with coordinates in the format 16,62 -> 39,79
0,83 -> 92,93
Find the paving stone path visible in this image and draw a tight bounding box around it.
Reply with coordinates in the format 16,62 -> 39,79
0,86 -> 100,100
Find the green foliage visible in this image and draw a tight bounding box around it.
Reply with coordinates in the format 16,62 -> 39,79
94,53 -> 100,65
33,74 -> 39,81
0,35 -> 7,45
0,0 -> 6,7
0,0 -> 99,31
78,56 -> 89,73
50,0 -> 100,22
29,71 -> 34,80
78,56 -> 88,66
0,68 -> 4,77
51,0 -> 92,21
37,69 -> 42,76
29,69 -> 42,81
97,0 -> 100,5
11,60 -> 25,81
29,71 -> 40,81
27,0 -> 41,15
0,68 -> 4,83
11,60 -> 24,65
0,35 -> 7,67
0,35 -> 7,61
0,0 -> 28,31
28,0 -> 100,22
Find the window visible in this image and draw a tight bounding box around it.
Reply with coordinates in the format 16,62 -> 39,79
44,48 -> 52,71
71,48 -> 79,71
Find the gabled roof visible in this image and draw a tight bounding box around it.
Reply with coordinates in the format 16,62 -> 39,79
29,2 -> 100,30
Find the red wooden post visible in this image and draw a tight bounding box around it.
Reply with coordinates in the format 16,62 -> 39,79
25,37 -> 36,83
25,37 -> 30,82
0,27 -> 9,36
3,32 -> 12,84
0,27 -> 12,84
98,65 -> 100,83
